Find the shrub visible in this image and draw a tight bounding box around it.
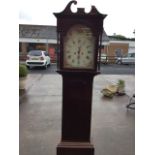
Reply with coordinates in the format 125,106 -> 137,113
117,79 -> 125,88
117,79 -> 126,95
19,64 -> 28,78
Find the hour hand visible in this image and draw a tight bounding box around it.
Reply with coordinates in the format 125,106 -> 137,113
77,47 -> 81,63
77,47 -> 81,54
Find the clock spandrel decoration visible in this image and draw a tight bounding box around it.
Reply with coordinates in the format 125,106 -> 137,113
54,1 -> 107,155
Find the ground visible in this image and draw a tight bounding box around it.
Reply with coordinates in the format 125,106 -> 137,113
20,74 -> 135,155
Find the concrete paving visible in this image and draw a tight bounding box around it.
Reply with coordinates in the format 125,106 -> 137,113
19,74 -> 135,155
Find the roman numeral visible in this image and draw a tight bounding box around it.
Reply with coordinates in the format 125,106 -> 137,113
86,56 -> 90,59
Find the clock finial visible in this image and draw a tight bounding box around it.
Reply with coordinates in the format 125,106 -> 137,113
62,0 -> 77,13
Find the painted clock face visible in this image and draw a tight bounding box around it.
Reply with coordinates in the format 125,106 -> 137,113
63,24 -> 96,69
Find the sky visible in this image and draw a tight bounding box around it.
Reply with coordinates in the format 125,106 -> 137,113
19,0 -> 136,38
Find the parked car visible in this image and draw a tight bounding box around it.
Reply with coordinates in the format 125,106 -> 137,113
116,53 -> 135,65
98,53 -> 108,64
26,50 -> 51,69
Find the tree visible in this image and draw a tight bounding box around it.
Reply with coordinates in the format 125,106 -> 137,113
112,34 -> 126,40
109,34 -> 135,41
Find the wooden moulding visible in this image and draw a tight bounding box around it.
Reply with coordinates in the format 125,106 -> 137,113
57,142 -> 94,155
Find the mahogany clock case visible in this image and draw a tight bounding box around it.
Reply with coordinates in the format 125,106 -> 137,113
54,0 -> 107,72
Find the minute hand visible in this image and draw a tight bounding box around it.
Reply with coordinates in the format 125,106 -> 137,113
77,47 -> 81,64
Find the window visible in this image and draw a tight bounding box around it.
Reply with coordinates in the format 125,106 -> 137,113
128,53 -> 135,58
28,50 -> 42,56
44,51 -> 49,56
19,43 -> 22,53
127,53 -> 135,58
115,48 -> 123,57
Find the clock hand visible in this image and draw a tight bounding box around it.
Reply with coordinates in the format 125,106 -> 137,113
77,47 -> 81,64
77,47 -> 81,54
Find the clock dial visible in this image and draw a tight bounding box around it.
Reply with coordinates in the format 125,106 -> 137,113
63,24 -> 96,69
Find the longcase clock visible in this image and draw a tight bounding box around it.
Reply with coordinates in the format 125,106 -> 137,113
54,1 -> 107,155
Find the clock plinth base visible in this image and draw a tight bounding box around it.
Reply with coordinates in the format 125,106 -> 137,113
57,142 -> 94,155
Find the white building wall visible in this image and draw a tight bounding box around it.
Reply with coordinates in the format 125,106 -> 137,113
19,38 -> 57,44
128,41 -> 135,53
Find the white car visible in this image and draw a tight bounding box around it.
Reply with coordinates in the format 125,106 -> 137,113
116,53 -> 135,65
26,50 -> 51,69
98,53 -> 108,64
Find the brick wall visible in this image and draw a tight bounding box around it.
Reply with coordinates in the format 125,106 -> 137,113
103,43 -> 129,63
